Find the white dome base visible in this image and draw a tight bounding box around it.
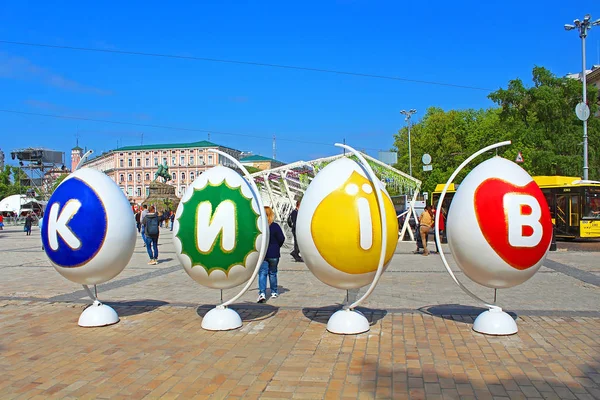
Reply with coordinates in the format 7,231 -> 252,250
473,308 -> 518,336
201,306 -> 243,331
78,301 -> 119,327
326,309 -> 370,335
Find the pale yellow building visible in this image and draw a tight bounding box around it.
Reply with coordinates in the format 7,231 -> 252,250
75,140 -> 241,204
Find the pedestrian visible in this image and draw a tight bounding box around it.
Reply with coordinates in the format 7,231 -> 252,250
257,206 -> 285,303
164,210 -> 170,229
288,199 -> 303,262
419,205 -> 434,256
24,213 -> 33,236
170,211 -> 175,231
0,214 -> 4,230
140,204 -> 149,244
135,208 -> 141,232
142,205 -> 160,265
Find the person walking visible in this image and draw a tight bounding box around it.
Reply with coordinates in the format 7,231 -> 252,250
140,204 -> 149,244
288,199 -> 303,262
0,214 -> 4,230
419,205 -> 434,256
24,213 -> 33,236
135,208 -> 142,232
170,211 -> 175,231
257,206 -> 285,303
142,206 -> 160,265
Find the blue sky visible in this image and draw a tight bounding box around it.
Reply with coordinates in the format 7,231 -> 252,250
1,1 -> 599,165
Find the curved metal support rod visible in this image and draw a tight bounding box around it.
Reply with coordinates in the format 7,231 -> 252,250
206,149 -> 269,308
334,143 -> 387,310
434,140 -> 511,311
75,150 -> 94,171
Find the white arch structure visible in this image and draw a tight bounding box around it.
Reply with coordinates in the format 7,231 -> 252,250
249,151 -> 422,242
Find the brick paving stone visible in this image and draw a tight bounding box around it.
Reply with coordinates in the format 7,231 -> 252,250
1,228 -> 600,399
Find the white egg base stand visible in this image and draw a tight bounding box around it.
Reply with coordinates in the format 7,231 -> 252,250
201,306 -> 243,331
327,309 -> 370,335
78,300 -> 120,327
473,307 -> 517,336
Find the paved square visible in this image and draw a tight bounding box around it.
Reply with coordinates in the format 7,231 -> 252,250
1,225 -> 599,399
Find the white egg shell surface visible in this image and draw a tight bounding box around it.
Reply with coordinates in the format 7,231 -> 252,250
41,168 -> 136,285
173,166 -> 267,289
297,157 -> 398,290
446,157 -> 552,289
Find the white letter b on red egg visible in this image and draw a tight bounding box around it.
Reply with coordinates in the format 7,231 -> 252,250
504,194 -> 542,248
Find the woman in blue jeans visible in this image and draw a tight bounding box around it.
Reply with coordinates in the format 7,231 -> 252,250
257,206 -> 285,303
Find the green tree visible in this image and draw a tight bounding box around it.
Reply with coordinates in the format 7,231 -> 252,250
392,67 -> 600,194
51,173 -> 69,193
0,166 -> 30,201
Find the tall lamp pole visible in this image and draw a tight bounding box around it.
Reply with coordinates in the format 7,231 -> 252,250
400,109 -> 417,177
565,14 -> 600,181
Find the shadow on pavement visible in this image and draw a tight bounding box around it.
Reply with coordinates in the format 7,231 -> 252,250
361,356 -> 600,399
195,303 -> 278,323
302,306 -> 387,326
419,304 -> 517,324
107,299 -> 169,317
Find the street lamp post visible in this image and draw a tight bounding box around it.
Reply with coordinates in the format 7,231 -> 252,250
400,109 -> 417,177
565,14 -> 600,181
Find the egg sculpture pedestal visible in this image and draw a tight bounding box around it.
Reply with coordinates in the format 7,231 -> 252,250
435,142 -> 553,336
41,168 -> 137,327
297,145 -> 399,335
173,151 -> 268,332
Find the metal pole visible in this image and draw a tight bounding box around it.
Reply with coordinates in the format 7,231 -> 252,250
407,119 -> 412,177
582,33 -> 589,181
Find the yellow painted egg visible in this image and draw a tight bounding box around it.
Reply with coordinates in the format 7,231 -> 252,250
296,157 -> 398,289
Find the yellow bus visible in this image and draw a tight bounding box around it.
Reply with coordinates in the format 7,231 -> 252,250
431,176 -> 600,240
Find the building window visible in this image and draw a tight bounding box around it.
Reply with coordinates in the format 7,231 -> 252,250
128,174 -> 132,182
189,156 -> 194,166
127,187 -> 133,196
145,158 -> 150,167
208,155 -> 213,165
181,172 -> 186,181
145,173 -> 150,181
154,157 -> 158,166
136,173 -> 141,182
172,172 -> 176,180
136,159 -> 141,167
198,155 -> 204,165
180,186 -> 186,195
119,159 -> 124,168
145,186 -> 149,196
136,187 -> 141,197
180,156 -> 185,166
171,157 -> 175,166
162,157 -> 167,165
190,171 -> 195,181
128,159 -> 132,167
119,174 -> 124,183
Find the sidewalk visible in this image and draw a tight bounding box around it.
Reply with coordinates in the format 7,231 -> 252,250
1,225 -> 599,399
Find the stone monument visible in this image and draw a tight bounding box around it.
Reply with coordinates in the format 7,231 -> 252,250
143,162 -> 180,212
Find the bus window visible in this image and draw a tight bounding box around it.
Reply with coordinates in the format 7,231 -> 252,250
584,191 -> 600,219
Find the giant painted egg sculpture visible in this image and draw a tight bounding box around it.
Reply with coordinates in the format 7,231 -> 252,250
173,166 -> 267,289
446,157 -> 552,288
297,157 -> 398,289
41,168 -> 136,285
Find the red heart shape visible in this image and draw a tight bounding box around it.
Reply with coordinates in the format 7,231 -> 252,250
474,178 -> 552,270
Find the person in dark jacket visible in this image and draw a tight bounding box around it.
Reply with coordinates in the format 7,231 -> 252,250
289,199 -> 303,262
257,206 -> 285,303
24,213 -> 33,236
142,206 -> 160,265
